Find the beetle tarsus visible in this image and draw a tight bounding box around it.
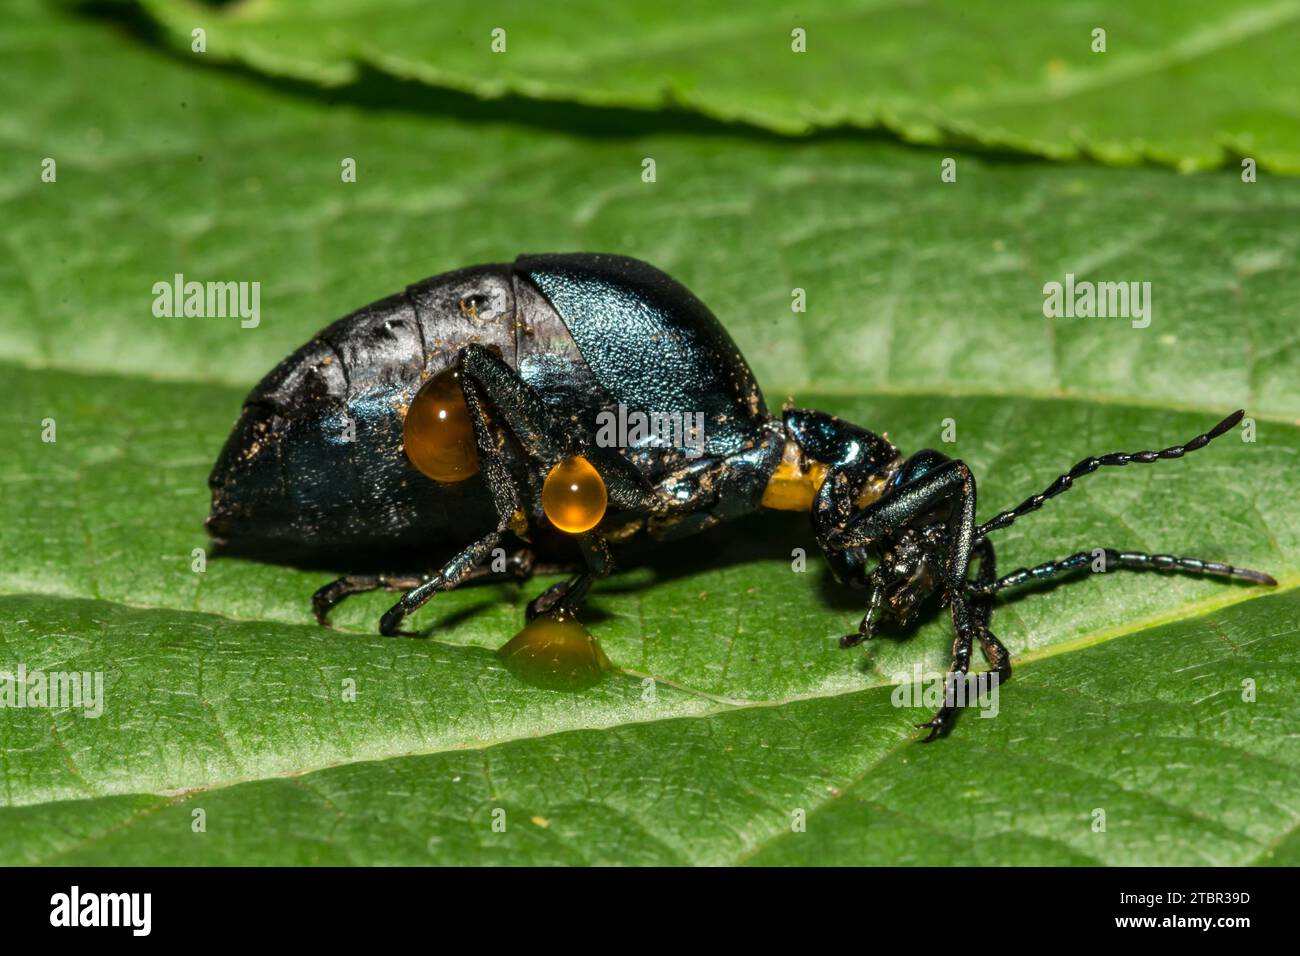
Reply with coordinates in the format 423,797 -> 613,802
379,604 -> 407,636
916,713 -> 952,743
313,574 -> 426,628
524,552 -> 609,621
526,580 -> 571,621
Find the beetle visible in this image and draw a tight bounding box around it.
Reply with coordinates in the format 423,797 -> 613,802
207,253 -> 1276,739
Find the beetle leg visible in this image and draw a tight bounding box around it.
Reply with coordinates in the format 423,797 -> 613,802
830,457 -> 994,740
313,574 -> 424,627
455,551 -> 582,584
525,534 -> 612,620
378,348 -> 533,635
831,457 -> 977,580
917,538 -> 1009,740
839,570 -> 885,647
382,344 -> 645,632
916,600 -> 977,742
831,453 -> 956,650
453,343 -> 706,622
456,345 -> 658,511
313,550 -> 578,628
380,529 -> 514,635
968,539 -> 1009,679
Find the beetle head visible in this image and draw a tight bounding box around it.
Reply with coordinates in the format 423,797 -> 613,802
872,523 -> 946,628
824,521 -> 947,628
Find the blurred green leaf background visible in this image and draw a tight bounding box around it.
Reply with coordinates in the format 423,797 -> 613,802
0,0 -> 1297,865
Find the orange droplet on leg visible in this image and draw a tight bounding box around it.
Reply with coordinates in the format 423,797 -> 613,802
402,367 -> 480,482
542,456 -> 607,533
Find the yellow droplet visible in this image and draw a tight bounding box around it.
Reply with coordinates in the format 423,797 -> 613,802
403,367 -> 480,482
497,614 -> 613,690
542,455 -> 607,533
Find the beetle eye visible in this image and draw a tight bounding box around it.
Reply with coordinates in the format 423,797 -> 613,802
402,367 -> 480,483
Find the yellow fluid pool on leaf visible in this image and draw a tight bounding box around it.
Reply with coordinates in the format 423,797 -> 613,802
497,614 -> 613,690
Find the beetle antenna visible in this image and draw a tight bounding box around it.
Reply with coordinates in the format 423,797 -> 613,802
968,547 -> 1277,596
976,409 -> 1244,538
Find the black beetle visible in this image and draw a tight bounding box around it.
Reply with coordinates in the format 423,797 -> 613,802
208,253 -> 1275,739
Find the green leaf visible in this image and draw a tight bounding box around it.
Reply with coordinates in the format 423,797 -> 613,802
9,6 -> 1300,413
136,0 -> 1300,173
1,1 -> 1297,865
5,590 -> 1300,865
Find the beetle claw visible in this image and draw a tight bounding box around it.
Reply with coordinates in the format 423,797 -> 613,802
916,707 -> 955,743
312,602 -> 334,629
379,605 -> 406,636
526,581 -> 570,621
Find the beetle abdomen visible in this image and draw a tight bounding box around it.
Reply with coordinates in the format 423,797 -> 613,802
207,266 -> 517,562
